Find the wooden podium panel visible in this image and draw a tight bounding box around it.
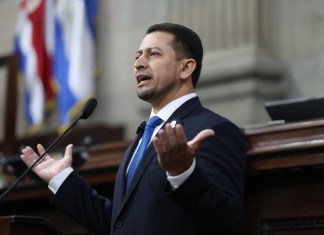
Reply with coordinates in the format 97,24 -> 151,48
0,215 -> 63,235
243,118 -> 324,235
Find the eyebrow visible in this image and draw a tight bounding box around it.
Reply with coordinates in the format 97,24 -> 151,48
135,47 -> 162,55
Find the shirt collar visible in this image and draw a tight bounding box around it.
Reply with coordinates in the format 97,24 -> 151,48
150,93 -> 197,121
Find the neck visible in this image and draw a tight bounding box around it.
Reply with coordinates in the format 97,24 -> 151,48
151,86 -> 194,113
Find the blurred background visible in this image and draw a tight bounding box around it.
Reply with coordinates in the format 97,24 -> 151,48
0,0 -> 323,143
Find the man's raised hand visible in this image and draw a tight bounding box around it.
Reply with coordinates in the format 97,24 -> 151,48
20,144 -> 74,183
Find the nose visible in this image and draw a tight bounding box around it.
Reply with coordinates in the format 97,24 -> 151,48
134,55 -> 147,70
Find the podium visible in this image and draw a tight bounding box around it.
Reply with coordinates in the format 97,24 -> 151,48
243,118 -> 324,235
0,215 -> 63,235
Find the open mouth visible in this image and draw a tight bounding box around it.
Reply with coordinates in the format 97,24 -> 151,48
137,75 -> 151,85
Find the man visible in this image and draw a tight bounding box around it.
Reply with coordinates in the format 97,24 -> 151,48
21,23 -> 246,235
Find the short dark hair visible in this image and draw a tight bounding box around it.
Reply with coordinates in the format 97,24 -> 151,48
146,23 -> 203,88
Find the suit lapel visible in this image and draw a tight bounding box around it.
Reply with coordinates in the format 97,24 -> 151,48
112,131 -> 143,218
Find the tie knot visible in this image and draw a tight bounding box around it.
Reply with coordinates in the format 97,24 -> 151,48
146,116 -> 162,129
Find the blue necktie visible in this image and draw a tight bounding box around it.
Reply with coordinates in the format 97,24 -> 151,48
126,116 -> 162,190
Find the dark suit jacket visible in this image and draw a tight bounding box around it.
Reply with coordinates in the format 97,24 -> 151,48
50,97 -> 246,235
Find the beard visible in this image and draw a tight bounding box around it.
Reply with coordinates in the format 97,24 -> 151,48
137,87 -> 156,102
137,78 -> 177,104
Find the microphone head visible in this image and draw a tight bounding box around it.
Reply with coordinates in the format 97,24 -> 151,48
80,98 -> 97,119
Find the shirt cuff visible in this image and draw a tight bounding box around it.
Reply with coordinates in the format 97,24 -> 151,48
166,158 -> 196,190
48,167 -> 73,194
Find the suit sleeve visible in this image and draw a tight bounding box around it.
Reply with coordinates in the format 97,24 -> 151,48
166,120 -> 246,234
50,171 -> 113,235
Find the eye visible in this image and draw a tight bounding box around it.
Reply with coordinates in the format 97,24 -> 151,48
135,53 -> 141,61
149,51 -> 160,56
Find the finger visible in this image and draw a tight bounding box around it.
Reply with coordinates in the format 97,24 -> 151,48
174,124 -> 188,146
152,136 -> 163,156
153,134 -> 171,167
36,144 -> 54,164
156,128 -> 168,152
21,146 -> 39,167
21,146 -> 39,159
20,154 -> 32,167
37,144 -> 46,156
165,124 -> 178,149
188,129 -> 215,151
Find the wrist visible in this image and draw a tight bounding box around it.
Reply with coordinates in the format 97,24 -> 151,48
167,159 -> 193,176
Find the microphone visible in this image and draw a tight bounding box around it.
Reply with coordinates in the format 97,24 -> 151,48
136,120 -> 146,134
77,98 -> 97,120
0,98 -> 97,202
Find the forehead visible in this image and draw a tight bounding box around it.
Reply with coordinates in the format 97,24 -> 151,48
139,31 -> 174,51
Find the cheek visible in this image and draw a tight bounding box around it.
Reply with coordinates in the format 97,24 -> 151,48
159,62 -> 178,76
151,60 -> 180,83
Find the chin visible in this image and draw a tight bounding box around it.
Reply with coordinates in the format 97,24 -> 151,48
137,89 -> 154,102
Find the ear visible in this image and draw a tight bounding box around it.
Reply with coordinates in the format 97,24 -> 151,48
180,59 -> 196,80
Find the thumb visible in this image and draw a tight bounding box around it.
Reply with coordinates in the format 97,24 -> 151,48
188,129 -> 215,151
63,144 -> 74,165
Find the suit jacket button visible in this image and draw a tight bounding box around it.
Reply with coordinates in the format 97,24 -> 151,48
115,220 -> 123,228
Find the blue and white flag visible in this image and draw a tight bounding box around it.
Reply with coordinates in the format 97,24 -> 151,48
54,0 -> 97,127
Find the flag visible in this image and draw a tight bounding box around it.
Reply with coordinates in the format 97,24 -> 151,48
14,0 -> 56,133
54,0 -> 97,127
